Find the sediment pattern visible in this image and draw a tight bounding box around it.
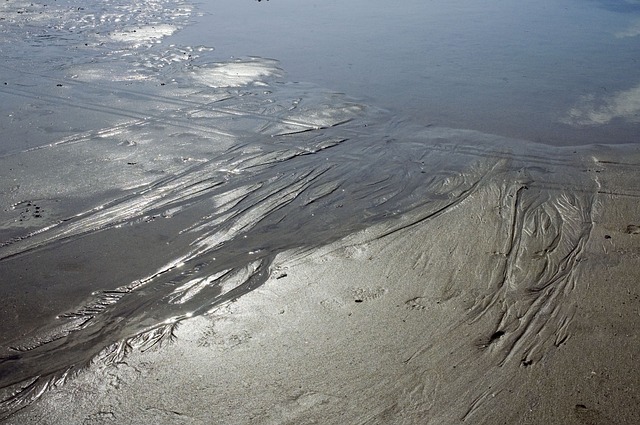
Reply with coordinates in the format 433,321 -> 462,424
470,176 -> 595,367
1,0 -> 637,421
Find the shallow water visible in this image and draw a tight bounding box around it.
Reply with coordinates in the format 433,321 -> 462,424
173,0 -> 640,146
0,0 -> 639,419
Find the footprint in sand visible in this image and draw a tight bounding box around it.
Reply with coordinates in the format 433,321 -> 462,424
625,224 -> 640,234
404,296 -> 446,311
405,297 -> 428,311
320,287 -> 387,311
352,287 -> 386,303
319,298 -> 345,311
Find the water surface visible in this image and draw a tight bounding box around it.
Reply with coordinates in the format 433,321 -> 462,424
173,0 -> 640,146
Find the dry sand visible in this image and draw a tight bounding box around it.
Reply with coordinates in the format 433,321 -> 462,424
3,144 -> 639,424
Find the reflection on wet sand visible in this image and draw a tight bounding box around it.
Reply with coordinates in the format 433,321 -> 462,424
3,61 -> 638,416
1,0 -> 640,422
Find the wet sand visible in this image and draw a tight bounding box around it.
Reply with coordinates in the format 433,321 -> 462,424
2,0 -> 640,423
3,139 -> 640,424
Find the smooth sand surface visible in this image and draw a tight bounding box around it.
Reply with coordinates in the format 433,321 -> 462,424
4,148 -> 639,424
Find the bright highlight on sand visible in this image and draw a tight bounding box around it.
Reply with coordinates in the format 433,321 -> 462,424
109,24 -> 178,46
189,58 -> 285,88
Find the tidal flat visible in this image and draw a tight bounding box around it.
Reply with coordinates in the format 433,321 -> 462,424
1,0 -> 639,423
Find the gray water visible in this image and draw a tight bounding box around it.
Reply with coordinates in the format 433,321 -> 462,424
173,0 -> 640,146
1,0 -> 639,419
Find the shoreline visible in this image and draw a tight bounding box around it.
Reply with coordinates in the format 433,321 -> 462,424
2,1 -> 640,422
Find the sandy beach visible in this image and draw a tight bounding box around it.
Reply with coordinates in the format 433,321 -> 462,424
1,0 -> 640,423
3,137 -> 640,424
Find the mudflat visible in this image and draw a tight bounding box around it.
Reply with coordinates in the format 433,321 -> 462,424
1,0 -> 639,423
4,138 -> 640,424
